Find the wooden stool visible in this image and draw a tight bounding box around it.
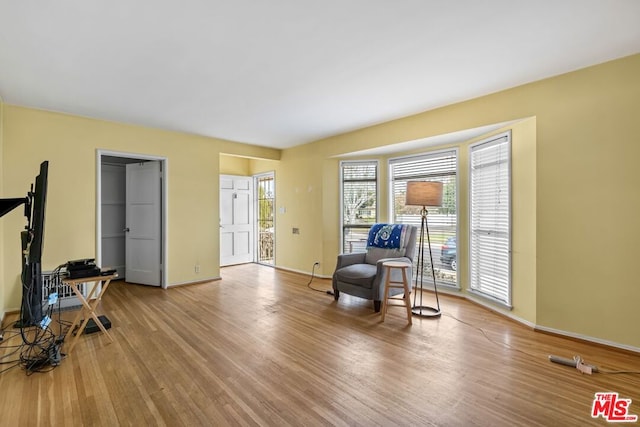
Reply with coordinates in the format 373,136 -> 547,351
63,274 -> 117,354
381,261 -> 412,325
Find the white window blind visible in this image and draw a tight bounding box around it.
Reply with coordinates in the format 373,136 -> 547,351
469,133 -> 511,306
389,149 -> 457,286
341,161 -> 378,253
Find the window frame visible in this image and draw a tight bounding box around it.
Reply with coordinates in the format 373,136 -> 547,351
339,160 -> 379,254
468,131 -> 512,307
388,147 -> 459,289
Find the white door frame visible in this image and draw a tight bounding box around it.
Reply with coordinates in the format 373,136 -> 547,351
254,171 -> 276,265
96,149 -> 169,289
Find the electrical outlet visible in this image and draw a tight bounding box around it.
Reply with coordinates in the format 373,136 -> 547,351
195,264 -> 200,273
314,262 -> 320,267
292,227 -> 300,234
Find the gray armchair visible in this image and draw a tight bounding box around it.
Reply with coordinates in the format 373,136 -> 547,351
332,224 -> 418,312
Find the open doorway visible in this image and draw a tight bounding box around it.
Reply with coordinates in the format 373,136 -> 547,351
96,150 -> 168,288
255,172 -> 275,265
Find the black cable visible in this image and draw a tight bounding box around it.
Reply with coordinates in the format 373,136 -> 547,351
0,324 -> 24,371
0,344 -> 22,363
0,330 -> 22,347
444,312 -> 640,376
444,312 -> 540,360
12,262 -> 67,374
306,263 -> 334,295
0,324 -> 22,370
1,340 -> 24,352
0,253 -> 66,376
0,361 -> 21,374
596,368 -> 640,375
51,264 -> 71,340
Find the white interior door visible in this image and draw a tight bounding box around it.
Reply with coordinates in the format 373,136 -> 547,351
220,175 -> 253,266
126,161 -> 162,286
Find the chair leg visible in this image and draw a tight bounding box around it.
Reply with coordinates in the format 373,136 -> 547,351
333,290 -> 340,301
374,300 -> 381,312
402,267 -> 412,325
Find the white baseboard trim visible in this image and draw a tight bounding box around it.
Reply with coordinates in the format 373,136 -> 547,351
534,324 -> 640,354
168,276 -> 221,287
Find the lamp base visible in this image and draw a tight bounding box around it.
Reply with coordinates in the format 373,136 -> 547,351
411,305 -> 441,318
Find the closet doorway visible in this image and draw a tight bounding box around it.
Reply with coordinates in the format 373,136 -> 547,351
96,151 -> 168,288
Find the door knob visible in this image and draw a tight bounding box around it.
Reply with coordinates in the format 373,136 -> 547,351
123,227 -> 130,232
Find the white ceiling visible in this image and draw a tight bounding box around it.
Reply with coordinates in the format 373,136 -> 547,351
1,1 -> 639,149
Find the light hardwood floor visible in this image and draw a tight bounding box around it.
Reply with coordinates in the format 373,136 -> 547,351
1,263 -> 639,426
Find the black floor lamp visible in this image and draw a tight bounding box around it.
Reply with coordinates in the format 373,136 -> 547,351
405,181 -> 443,318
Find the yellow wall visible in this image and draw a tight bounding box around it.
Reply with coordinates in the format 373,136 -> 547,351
220,154 -> 250,176
1,106 -> 279,309
506,119 -> 537,323
265,147 -> 325,272
273,54 -> 640,348
534,56 -> 640,346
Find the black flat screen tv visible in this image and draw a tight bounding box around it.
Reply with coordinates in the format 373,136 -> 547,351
0,161 -> 49,326
29,161 -> 48,265
18,161 -> 49,326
